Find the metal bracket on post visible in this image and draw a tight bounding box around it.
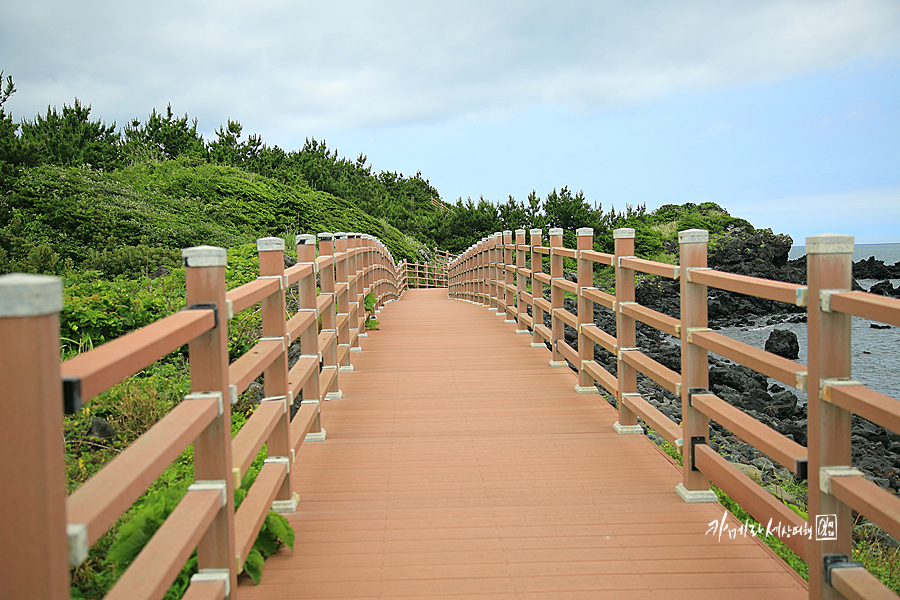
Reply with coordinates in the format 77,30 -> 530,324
190,569 -> 231,599
687,387 -> 708,408
182,302 -> 219,330
819,466 -> 864,495
689,436 -> 706,472
818,289 -> 849,313
261,395 -> 288,414
185,391 -> 224,417
63,377 -> 82,414
823,554 -> 864,586
67,523 -> 88,567
188,480 -> 228,507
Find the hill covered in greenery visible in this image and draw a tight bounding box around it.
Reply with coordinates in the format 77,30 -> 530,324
0,72 -> 760,279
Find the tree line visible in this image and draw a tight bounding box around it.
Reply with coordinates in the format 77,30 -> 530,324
0,71 -> 753,260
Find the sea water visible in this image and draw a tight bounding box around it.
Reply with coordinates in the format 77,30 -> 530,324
720,244 -> 900,402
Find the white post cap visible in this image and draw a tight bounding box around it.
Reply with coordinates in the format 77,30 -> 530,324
183,246 -> 227,267
613,228 -> 635,239
806,234 -> 854,254
334,232 -> 348,239
503,230 -> 513,237
257,237 -> 285,251
549,228 -> 564,236
515,229 -> 526,236
529,228 -> 542,236
318,232 -> 334,241
678,229 -> 709,244
576,227 -> 593,237
0,274 -> 63,317
296,234 -> 316,245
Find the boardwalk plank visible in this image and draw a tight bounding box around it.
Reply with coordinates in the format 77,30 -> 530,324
239,289 -> 807,599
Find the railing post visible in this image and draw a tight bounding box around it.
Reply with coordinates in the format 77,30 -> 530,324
0,274 -> 69,600
515,229 -> 529,333
530,228 -> 545,349
677,229 -> 716,502
348,234 -> 362,353
491,232 -> 502,312
807,234 -> 854,600
613,228 -> 641,433
257,237 -> 297,512
576,227 -> 599,393
295,234 -> 323,437
503,230 -> 515,323
334,233 -> 352,372
318,233 -> 341,400
182,245 -> 238,590
549,227 -> 566,367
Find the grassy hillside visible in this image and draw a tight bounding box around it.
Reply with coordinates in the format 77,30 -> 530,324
0,158 -> 424,277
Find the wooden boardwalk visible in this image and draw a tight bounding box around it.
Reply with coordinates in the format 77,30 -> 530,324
239,288 -> 807,599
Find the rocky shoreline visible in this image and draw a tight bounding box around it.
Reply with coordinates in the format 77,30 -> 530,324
549,228 -> 900,511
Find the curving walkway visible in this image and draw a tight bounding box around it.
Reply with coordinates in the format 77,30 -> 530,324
239,288 -> 807,599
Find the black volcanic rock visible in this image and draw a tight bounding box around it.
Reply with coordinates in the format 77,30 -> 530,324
765,329 -> 800,359
869,280 -> 900,298
854,256 -> 900,280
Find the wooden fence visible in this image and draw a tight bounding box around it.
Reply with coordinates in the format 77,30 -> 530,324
399,249 -> 456,289
448,227 -> 900,600
0,232 -> 401,600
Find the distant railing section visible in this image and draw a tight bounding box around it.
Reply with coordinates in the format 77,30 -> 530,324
448,227 -> 900,600
399,249 -> 455,289
0,232 -> 402,600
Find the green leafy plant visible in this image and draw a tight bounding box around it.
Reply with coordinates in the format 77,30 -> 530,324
100,465 -> 296,597
233,469 -> 295,585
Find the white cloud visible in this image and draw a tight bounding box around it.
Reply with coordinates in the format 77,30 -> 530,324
2,0 -> 898,135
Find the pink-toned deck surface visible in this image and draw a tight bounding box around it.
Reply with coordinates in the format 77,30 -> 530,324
239,288 -> 807,599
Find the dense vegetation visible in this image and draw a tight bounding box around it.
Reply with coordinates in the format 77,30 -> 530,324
0,71 -> 758,278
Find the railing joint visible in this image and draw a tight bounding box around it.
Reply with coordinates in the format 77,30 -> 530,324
819,466 -> 864,494
185,391 -> 224,417
617,255 -> 636,268
191,569 -> 231,598
67,523 -> 88,567
260,335 -> 286,351
257,274 -> 286,290
264,455 -> 290,474
63,376 -> 82,414
261,395 -> 288,414
182,302 -> 219,329
683,266 -> 711,282
819,288 -> 848,313
823,555 -> 865,586
690,436 -> 707,472
685,327 -> 711,344
687,387 -> 708,408
617,346 -> 638,360
188,480 -> 228,507
820,378 -> 862,402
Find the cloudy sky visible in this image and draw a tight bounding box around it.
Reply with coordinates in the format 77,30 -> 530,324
2,0 -> 899,244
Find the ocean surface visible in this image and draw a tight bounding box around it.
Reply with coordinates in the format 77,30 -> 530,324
723,243 -> 900,402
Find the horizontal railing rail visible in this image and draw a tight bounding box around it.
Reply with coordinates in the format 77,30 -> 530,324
0,232 -> 403,599
399,258 -> 450,290
448,227 -> 900,600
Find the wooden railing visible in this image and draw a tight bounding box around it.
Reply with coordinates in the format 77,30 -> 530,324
0,232 -> 402,600
449,227 -> 900,600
